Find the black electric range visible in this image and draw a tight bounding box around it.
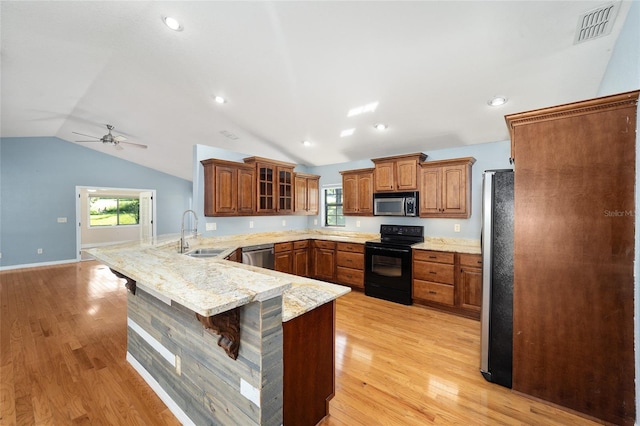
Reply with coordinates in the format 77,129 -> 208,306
364,225 -> 424,305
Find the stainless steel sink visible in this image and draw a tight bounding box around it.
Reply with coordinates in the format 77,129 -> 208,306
184,248 -> 225,258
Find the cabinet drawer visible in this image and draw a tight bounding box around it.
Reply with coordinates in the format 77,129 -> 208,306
336,242 -> 364,253
413,280 -> 454,306
293,240 -> 309,250
313,240 -> 336,250
413,250 -> 454,264
336,266 -> 364,287
274,242 -> 293,253
413,261 -> 454,285
336,251 -> 364,269
459,253 -> 482,268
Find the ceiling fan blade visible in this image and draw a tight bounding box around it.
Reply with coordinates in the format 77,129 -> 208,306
75,140 -> 104,143
72,131 -> 101,139
113,135 -> 127,142
115,144 -> 124,151
120,141 -> 148,149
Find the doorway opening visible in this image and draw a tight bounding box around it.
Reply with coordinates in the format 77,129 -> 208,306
76,186 -> 156,260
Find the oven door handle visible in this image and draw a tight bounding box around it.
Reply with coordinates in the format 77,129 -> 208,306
367,246 -> 411,254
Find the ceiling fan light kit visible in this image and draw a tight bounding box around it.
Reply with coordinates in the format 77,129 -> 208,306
72,124 -> 148,149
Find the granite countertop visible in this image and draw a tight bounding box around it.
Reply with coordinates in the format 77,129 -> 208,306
87,230 -> 374,322
87,230 -> 481,322
412,237 -> 481,254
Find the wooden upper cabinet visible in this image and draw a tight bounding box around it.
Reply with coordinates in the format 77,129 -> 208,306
372,153 -> 427,192
201,159 -> 255,217
243,157 -> 296,214
294,173 -> 320,215
340,168 -> 374,216
419,157 -> 475,218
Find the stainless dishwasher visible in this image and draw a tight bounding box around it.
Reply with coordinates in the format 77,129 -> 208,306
241,243 -> 275,270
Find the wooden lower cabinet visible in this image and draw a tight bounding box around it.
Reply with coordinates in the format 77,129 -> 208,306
292,240 -> 309,277
274,242 -> 293,274
224,248 -> 242,263
335,242 -> 364,290
312,240 -> 336,282
457,253 -> 482,316
412,249 -> 481,320
283,300 -> 335,426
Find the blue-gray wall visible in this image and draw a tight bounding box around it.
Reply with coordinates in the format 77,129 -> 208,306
0,137 -> 192,268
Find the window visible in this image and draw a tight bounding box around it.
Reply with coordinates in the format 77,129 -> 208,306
325,188 -> 345,227
89,197 -> 140,227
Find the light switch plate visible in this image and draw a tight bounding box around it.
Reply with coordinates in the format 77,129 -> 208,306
206,222 -> 216,231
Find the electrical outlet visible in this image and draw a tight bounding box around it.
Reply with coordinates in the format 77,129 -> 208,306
57,217 -> 67,223
37,248 -> 43,254
206,222 -> 216,231
249,221 -> 254,229
454,224 -> 461,233
356,220 -> 361,228
282,220 -> 286,227
313,219 -> 318,225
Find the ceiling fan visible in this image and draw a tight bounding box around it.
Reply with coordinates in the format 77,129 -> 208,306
73,124 -> 148,150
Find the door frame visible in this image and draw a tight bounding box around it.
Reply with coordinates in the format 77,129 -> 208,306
75,186 -> 157,261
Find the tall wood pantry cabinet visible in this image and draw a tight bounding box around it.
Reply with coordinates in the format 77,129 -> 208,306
506,90 -> 638,426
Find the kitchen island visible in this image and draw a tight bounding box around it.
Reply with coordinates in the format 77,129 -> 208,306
87,232 -> 357,426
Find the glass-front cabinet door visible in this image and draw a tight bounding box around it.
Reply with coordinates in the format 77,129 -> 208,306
278,167 -> 293,212
257,163 -> 275,212
244,157 -> 296,214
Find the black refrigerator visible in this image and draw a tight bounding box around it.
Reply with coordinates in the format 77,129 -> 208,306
480,169 -> 514,388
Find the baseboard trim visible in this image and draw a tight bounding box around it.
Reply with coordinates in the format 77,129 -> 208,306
126,352 -> 195,426
0,258 -> 78,272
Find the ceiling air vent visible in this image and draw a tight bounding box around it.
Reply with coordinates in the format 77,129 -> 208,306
574,2 -> 620,44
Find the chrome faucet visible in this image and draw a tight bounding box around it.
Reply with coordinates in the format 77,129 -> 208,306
180,209 -> 198,253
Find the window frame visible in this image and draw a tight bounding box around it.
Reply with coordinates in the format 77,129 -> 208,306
324,187 -> 345,227
88,196 -> 141,227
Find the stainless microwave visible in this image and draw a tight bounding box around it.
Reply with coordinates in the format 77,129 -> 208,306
373,192 -> 418,216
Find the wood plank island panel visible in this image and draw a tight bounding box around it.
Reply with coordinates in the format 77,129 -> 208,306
1,261 -> 603,425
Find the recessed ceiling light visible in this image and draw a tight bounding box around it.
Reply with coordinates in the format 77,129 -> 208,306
162,16 -> 183,31
487,96 -> 508,107
347,101 -> 379,117
374,123 -> 388,131
214,96 -> 226,104
340,128 -> 355,137
302,140 -> 312,147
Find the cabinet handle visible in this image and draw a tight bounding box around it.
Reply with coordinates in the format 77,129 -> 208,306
430,271 -> 437,274
429,256 -> 437,259
428,290 -> 437,294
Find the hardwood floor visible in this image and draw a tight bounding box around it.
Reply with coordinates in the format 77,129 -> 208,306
1,261 -> 600,425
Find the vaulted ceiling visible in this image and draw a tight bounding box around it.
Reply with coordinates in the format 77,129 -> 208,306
1,1 -> 633,180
